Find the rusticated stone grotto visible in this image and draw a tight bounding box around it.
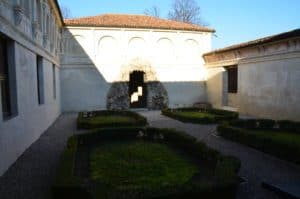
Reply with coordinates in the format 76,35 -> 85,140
106,59 -> 169,110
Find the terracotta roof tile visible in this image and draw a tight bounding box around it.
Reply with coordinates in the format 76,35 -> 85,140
64,14 -> 215,32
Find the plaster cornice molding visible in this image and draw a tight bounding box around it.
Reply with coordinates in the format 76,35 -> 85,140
204,37 -> 300,67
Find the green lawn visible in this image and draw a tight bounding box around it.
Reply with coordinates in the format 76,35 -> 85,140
90,141 -> 199,190
85,116 -> 135,126
173,111 -> 218,119
162,108 -> 238,124
77,111 -> 148,129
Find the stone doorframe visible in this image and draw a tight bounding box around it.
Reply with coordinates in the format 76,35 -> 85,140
106,58 -> 169,110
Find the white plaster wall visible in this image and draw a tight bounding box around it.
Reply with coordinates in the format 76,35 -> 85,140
206,67 -> 225,108
0,0 -> 62,175
61,27 -> 212,111
0,43 -> 61,176
238,54 -> 300,121
60,66 -> 110,111
206,53 -> 300,121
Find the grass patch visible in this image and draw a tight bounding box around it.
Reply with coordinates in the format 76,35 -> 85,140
218,119 -> 300,165
53,127 -> 240,199
85,116 -> 135,126
77,110 -> 148,129
162,107 -> 238,124
171,111 -> 217,119
90,141 -> 198,190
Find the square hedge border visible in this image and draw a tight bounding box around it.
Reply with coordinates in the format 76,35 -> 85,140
218,119 -> 300,165
162,107 -> 238,124
52,127 -> 241,199
77,110 -> 148,129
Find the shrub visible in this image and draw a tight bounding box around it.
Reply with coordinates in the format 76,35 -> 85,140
257,119 -> 275,129
229,119 -> 299,133
77,110 -> 148,129
217,124 -> 300,165
278,120 -> 300,133
53,127 -> 240,199
162,108 -> 238,124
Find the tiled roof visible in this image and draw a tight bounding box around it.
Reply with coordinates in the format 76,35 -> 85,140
204,28 -> 300,56
64,14 -> 215,32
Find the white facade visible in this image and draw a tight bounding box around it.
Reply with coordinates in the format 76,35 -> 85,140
61,26 -> 212,111
204,33 -> 300,121
0,0 -> 62,176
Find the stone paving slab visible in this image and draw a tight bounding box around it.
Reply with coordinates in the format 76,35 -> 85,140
0,113 -> 79,199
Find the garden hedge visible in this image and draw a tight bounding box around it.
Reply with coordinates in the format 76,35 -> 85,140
77,110 -> 148,129
162,107 -> 238,124
52,127 -> 241,199
228,119 -> 300,133
218,119 -> 300,165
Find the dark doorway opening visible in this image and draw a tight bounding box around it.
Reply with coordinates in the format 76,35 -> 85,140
129,71 -> 147,108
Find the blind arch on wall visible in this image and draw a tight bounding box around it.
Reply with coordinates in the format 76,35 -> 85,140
128,37 -> 146,59
156,38 -> 175,64
97,36 -> 118,63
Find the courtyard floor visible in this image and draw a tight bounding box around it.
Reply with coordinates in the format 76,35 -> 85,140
0,111 -> 299,199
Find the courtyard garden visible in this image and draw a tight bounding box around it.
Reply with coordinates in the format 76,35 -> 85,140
218,119 -> 300,165
77,110 -> 148,129
162,107 -> 238,124
53,111 -> 241,199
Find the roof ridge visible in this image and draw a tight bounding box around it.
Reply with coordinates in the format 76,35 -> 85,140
64,13 -> 215,32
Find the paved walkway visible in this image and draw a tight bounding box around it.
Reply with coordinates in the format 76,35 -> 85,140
0,112 -> 299,199
0,113 -> 80,199
140,111 -> 300,199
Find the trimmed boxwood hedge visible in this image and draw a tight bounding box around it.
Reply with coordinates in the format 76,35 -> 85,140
52,127 -> 241,199
228,119 -> 300,133
162,107 -> 238,124
77,110 -> 148,129
218,119 -> 300,165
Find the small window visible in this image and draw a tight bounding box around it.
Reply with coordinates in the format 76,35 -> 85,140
52,64 -> 56,99
227,65 -> 238,93
36,55 -> 44,105
0,34 -> 18,120
0,36 -> 11,118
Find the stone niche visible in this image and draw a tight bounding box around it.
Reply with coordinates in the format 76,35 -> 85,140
106,58 -> 169,110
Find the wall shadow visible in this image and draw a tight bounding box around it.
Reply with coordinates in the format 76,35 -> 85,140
61,29 -> 206,112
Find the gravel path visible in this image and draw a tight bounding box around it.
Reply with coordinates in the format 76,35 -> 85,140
140,111 -> 300,199
0,113 -> 80,199
0,111 -> 299,199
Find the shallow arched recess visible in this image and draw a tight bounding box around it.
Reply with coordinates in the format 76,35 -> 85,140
97,36 -> 118,64
155,38 -> 175,64
106,58 -> 169,110
127,37 -> 147,59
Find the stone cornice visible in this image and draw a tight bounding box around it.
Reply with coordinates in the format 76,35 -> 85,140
47,0 -> 63,27
204,37 -> 300,67
64,25 -> 212,35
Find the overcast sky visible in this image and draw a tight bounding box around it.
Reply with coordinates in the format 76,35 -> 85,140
58,0 -> 300,49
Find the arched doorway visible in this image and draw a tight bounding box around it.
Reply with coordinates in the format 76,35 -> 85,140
129,71 -> 147,108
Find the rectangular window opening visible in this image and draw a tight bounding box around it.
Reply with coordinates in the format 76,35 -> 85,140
0,34 -> 18,120
37,55 -> 44,105
52,64 -> 56,99
227,65 -> 238,93
0,36 -> 11,118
